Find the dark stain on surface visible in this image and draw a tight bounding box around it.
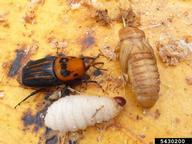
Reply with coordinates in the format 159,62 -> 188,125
93,69 -> 102,77
22,108 -> 47,132
22,111 -> 34,126
81,32 -> 95,50
33,109 -> 47,132
8,49 -> 26,77
8,43 -> 38,77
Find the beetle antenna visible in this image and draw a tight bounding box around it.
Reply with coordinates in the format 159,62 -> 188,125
14,88 -> 44,109
94,53 -> 101,60
56,47 -> 59,56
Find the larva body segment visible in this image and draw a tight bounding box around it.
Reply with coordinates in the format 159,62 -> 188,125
44,95 -> 126,132
119,27 -> 160,108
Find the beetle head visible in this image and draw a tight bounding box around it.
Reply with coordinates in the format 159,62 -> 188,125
82,57 -> 95,70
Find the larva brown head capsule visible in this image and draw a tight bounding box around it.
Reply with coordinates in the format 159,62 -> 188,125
114,96 -> 126,107
119,27 -> 145,40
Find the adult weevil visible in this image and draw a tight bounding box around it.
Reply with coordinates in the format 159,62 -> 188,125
15,55 -> 104,108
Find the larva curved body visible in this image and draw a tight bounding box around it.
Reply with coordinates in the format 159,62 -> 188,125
119,27 -> 160,108
44,95 -> 126,132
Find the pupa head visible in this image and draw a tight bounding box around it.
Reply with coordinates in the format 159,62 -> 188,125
119,27 -> 145,40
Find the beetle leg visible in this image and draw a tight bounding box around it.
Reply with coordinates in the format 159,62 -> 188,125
78,74 -> 105,92
81,80 -> 105,92
56,47 -> 59,55
83,53 -> 101,60
45,128 -> 59,144
94,53 -> 102,59
60,85 -> 81,96
14,88 -> 45,108
56,47 -> 65,57
65,86 -> 81,95
45,88 -> 62,102
57,84 -> 81,97
93,62 -> 107,71
45,86 -> 69,102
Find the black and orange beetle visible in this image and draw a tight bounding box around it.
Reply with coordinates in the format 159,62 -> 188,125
15,55 -> 104,108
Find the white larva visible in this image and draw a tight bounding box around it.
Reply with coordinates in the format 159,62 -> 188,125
44,95 -> 126,132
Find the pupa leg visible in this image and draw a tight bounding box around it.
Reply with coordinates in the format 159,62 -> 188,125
114,41 -> 121,54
